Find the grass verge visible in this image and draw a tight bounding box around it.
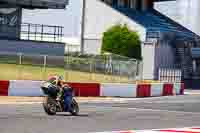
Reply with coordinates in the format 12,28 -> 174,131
0,63 -> 132,83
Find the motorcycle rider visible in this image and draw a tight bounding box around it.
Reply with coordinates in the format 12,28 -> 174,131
47,75 -> 73,111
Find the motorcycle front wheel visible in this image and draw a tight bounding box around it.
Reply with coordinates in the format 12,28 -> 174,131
43,96 -> 57,115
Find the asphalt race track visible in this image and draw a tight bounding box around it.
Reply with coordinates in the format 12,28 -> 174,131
1,95 -> 200,133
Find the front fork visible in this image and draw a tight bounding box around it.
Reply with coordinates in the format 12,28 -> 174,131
55,99 -> 64,112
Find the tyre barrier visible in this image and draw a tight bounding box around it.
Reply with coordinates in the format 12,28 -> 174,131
0,80 -> 184,97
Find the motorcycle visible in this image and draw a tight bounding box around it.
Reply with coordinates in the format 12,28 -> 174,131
40,81 -> 79,116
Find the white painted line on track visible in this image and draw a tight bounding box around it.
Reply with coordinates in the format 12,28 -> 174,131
85,105 -> 200,115
91,127 -> 200,133
0,96 -> 171,104
0,102 -> 42,105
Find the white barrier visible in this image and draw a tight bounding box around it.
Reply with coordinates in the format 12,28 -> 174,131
173,83 -> 181,95
8,80 -> 44,96
150,83 -> 163,97
100,83 -> 137,97
5,80 -> 184,97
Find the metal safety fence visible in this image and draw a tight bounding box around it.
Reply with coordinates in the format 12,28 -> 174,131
0,23 -> 64,43
158,67 -> 182,82
20,23 -> 64,43
0,52 -> 142,83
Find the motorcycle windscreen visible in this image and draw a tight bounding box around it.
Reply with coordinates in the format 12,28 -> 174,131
41,82 -> 58,96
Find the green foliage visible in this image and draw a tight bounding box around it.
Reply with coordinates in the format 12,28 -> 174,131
101,24 -> 142,60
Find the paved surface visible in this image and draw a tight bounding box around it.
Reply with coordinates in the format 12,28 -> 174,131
0,96 -> 135,104
184,89 -> 200,95
1,94 -> 200,133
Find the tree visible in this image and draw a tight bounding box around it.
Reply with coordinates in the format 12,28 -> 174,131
101,24 -> 142,60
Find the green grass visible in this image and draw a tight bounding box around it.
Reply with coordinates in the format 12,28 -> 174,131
0,63 -> 133,83
65,70 -> 132,83
0,63 -> 65,80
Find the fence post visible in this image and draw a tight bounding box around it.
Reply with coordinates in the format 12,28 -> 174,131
89,57 -> 93,82
65,56 -> 69,81
41,24 -> 44,41
18,53 -> 22,80
110,55 -> 113,82
119,62 -> 121,83
28,23 -> 30,40
19,53 -> 22,65
54,26 -> 56,42
42,55 -> 47,80
35,24 -> 37,40
44,55 -> 47,68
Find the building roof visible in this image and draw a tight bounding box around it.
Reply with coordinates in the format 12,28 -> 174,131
0,0 -> 68,9
191,48 -> 200,58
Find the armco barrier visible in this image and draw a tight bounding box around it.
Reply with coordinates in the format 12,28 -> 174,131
100,83 -> 137,97
0,80 -> 9,96
0,80 -> 184,97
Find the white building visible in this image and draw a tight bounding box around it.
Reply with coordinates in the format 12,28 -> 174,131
81,0 -> 199,82
8,0 -> 200,88
155,0 -> 200,36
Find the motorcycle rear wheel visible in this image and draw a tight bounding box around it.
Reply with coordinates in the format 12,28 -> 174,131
69,98 -> 79,116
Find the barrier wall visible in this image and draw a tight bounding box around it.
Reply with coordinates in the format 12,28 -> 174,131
137,84 -> 151,97
173,83 -> 181,95
100,83 -> 137,97
66,82 -> 100,97
163,83 -> 173,96
150,83 -> 163,97
8,80 -> 43,96
0,80 -> 9,96
180,83 -> 184,95
0,80 -> 184,97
